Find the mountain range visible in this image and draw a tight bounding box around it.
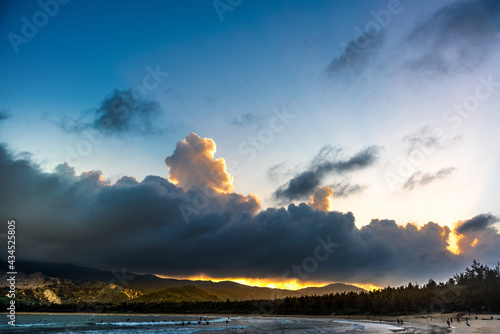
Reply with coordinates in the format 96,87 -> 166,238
0,260 -> 365,304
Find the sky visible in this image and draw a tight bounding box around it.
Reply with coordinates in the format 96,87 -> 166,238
1,0 -> 500,289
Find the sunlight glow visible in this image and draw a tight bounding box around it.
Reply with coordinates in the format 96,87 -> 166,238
155,274 -> 377,292
349,283 -> 383,291
447,231 -> 463,255
470,238 -> 478,247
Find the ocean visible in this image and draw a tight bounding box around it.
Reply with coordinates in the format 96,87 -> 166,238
2,313 -> 408,333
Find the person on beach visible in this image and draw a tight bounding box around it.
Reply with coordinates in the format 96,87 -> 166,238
466,319 -> 470,326
447,319 -> 450,327
397,319 -> 400,325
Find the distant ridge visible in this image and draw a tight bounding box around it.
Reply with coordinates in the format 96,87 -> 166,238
298,283 -> 365,295
0,260 -> 365,302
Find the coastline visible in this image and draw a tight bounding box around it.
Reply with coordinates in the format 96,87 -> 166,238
8,311 -> 500,333
331,313 -> 500,334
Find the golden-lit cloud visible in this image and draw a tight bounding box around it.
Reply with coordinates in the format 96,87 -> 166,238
308,186 -> 333,211
165,133 -> 234,193
470,238 -> 478,247
447,231 -> 463,255
447,214 -> 499,255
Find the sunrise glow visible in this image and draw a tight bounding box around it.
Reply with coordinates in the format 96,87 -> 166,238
447,232 -> 463,255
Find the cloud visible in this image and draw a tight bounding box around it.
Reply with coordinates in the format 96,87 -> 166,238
165,133 -> 234,193
403,0 -> 500,75
456,214 -> 499,235
324,1 -> 500,81
308,186 -> 333,211
0,108 -> 12,122
58,89 -> 167,136
329,181 -> 368,198
0,138 -> 499,286
274,145 -> 378,201
454,214 -> 500,258
165,133 -> 260,218
324,30 -> 385,78
230,113 -> 264,127
402,126 -> 461,155
403,167 -> 456,191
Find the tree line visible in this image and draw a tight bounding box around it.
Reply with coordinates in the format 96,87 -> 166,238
2,260 -> 499,315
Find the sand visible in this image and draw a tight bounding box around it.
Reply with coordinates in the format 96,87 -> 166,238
333,313 -> 500,333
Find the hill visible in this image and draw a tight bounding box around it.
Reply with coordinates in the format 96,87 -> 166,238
298,283 -> 365,296
137,285 -> 219,302
0,260 -> 365,303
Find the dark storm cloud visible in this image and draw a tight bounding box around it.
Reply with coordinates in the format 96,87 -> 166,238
58,89 -> 166,136
403,0 -> 500,75
456,214 -> 499,235
274,145 -> 378,201
0,143 -> 499,285
403,167 -> 456,191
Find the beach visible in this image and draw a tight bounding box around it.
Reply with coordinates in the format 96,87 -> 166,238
333,313 -> 500,333
2,312 -> 498,333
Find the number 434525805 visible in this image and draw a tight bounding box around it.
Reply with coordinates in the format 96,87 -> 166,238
7,220 -> 15,268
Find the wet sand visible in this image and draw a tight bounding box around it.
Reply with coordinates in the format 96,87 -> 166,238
333,313 -> 500,333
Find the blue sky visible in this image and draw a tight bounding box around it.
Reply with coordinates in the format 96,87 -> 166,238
1,0 -> 500,286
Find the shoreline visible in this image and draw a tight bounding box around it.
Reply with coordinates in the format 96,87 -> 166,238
8,311 -> 499,333
333,313 -> 500,334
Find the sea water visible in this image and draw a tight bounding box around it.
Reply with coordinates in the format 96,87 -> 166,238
1,313 -> 406,333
